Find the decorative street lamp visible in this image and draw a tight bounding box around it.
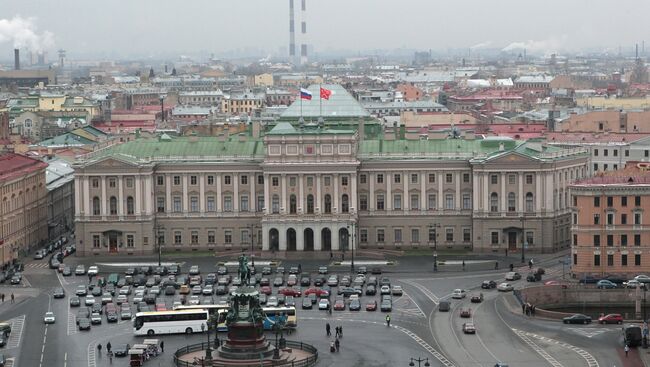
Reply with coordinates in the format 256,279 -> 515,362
430,224 -> 440,272
409,357 -> 430,367
155,224 -> 165,267
521,216 -> 526,264
201,322 -> 212,361
347,224 -> 355,272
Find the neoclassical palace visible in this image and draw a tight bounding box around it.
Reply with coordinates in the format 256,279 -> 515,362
73,120 -> 588,256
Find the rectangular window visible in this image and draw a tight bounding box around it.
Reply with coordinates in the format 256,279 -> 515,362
93,235 -> 100,248
173,196 -> 181,212
594,163 -> 599,172
635,213 -> 642,225
190,175 -> 197,185
341,176 -> 348,186
224,196 -> 232,212
636,196 -> 641,206
621,234 -> 628,246
526,231 -> 534,246
125,177 -> 134,188
607,235 -> 613,247
428,194 -> 436,210
126,235 -> 134,248
156,176 -> 164,186
625,150 -> 630,157
462,194 -> 471,209
607,196 -> 613,207
445,194 -> 454,209
157,197 -> 165,213
224,230 -> 232,244
411,229 -> 420,243
428,173 -> 436,183
393,194 -> 402,210
376,194 -> 385,210
191,231 -> 198,245
272,177 -> 279,186
573,253 -> 577,265
446,174 -> 453,183
394,174 -> 401,184
411,174 -> 418,184
258,175 -> 264,185
508,174 -> 516,185
635,234 -> 641,246
257,195 -> 264,212
445,228 -> 453,242
207,175 -> 214,185
307,176 -> 314,186
614,150 -> 618,157
359,195 -> 368,211
604,149 -> 609,157
593,234 -> 600,247
594,149 -> 599,156
621,214 -> 627,225
241,175 -> 248,185
174,231 -> 182,245
394,229 -> 402,243
463,228 -> 471,242
490,174 -> 498,184
241,196 -> 249,211
224,176 -> 231,185
491,231 -> 499,245
92,178 -> 100,188
173,176 -> 180,185
429,228 -> 437,242
526,174 -> 533,184
289,177 -> 297,187
594,214 -> 600,225
359,175 -> 367,184
109,178 -> 116,188
594,254 -> 600,266
607,254 -> 614,266
410,194 -> 419,210
594,197 -> 600,207
622,254 -> 628,266
360,229 -> 368,243
607,213 -> 614,225
207,231 -> 215,244
207,197 -> 215,212
463,173 -> 470,183
377,229 -> 385,243
376,174 -> 384,184
241,229 -> 251,244
573,234 -> 578,246
324,176 -> 331,186
190,196 -> 199,212
635,254 -> 642,266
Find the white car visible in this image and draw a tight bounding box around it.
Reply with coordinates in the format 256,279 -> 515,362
149,286 -> 161,295
188,295 -> 200,305
85,296 -> 96,306
452,289 -> 466,299
497,283 -> 514,292
318,298 -> 330,310
635,275 -> 650,283
625,279 -> 643,288
133,292 -> 145,303
505,272 -> 521,281
87,266 -> 99,276
380,285 -> 391,295
392,286 -> 403,296
43,311 -> 56,324
267,296 -> 279,307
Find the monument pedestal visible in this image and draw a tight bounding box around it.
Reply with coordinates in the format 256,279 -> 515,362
218,321 -> 274,359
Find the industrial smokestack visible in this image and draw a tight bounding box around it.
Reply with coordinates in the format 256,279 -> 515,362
14,49 -> 19,70
37,52 -> 45,65
289,0 -> 296,60
300,0 -> 307,64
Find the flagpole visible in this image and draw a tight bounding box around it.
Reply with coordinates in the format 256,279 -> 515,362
300,88 -> 303,118
319,84 -> 322,118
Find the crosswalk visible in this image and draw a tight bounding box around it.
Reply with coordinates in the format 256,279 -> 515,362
6,315 -> 25,349
26,262 -> 50,269
4,357 -> 15,367
67,308 -> 78,336
566,327 -> 611,338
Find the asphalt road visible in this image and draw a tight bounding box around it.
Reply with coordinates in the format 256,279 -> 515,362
0,249 -> 631,367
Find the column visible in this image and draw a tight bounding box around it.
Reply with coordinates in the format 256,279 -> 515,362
281,175 -> 287,214
74,177 -> 81,215
472,172 -> 480,212
483,173 -> 489,212
83,177 -> 90,215
314,225 -> 322,251
279,225 -> 287,251
420,172 -> 426,211
369,173 -> 375,211
500,173 -> 506,212
518,173 -> 524,212
332,226 -> 340,250
118,176 -> 124,215
233,174 -> 239,212
545,173 -> 554,211
250,173 -> 255,213
199,174 -> 205,212
182,175 -> 188,213
333,174 -> 339,213
455,172 -> 461,210
161,176 -> 170,215
217,175 -> 223,211
299,174 -> 304,213
535,174 -> 542,211
316,174 -> 322,212
297,225 -> 305,251
386,173 -> 392,211
101,176 -> 107,216
351,173 -> 357,213
437,173 -> 443,210
135,177 -> 142,215
403,172 -> 409,211
262,223 -> 269,250
263,174 -> 269,214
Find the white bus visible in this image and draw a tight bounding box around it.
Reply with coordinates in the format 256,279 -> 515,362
133,309 -> 209,336
173,304 -> 230,331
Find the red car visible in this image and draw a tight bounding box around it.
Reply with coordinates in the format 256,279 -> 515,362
334,300 -> 346,311
278,287 -> 301,297
303,288 -> 328,297
544,280 -> 568,289
598,313 -> 623,324
260,286 -> 272,295
155,303 -> 167,311
366,300 -> 377,311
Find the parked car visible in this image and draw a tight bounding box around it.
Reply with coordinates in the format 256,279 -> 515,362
333,299 -> 346,311
635,275 -> 650,283
302,297 -> 313,309
87,266 -> 99,276
598,313 -> 623,324
113,344 -> 130,357
366,300 -> 377,311
267,296 -> 279,307
318,298 -> 330,310
624,279 -> 644,289
189,265 -> 200,275
75,265 -> 86,275
596,280 -> 617,289
380,299 -> 392,312
279,287 -> 301,297
497,283 -> 514,292
349,298 -> 361,311
563,314 -> 592,324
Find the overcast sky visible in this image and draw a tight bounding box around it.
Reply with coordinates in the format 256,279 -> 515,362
1,0 -> 649,59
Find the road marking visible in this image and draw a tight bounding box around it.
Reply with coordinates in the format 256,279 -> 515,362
67,304 -> 78,336
56,271 -> 68,286
6,315 -> 25,349
445,300 -> 481,366
401,279 -> 440,304
523,332 -> 600,367
95,261 -> 177,267
39,326 -> 47,367
4,357 -> 15,367
87,340 -> 97,367
512,328 -> 565,367
468,298 -> 502,363
64,352 -> 67,367
394,289 -> 426,318
566,327 -> 610,338
26,263 -> 50,269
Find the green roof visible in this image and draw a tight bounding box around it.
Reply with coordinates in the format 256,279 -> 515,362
38,133 -> 95,147
85,135 -> 264,164
359,138 -> 515,158
281,84 -> 370,119
266,121 -> 355,136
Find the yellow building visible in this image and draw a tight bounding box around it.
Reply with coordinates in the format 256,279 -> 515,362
253,73 -> 274,87
38,94 -> 67,111
576,96 -> 650,110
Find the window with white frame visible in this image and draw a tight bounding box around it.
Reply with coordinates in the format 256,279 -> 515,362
394,228 -> 402,243
224,196 -> 233,212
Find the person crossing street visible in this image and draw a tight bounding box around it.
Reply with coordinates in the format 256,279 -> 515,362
326,323 -> 331,336
386,314 -> 391,327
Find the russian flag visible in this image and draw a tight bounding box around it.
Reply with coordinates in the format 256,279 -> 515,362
300,88 -> 312,100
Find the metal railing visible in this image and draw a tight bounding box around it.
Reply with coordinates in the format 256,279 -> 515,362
174,341 -> 318,367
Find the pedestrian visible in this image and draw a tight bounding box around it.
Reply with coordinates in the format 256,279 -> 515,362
97,343 -> 102,355
335,337 -> 340,352
330,252 -> 333,259
160,340 -> 164,353
335,326 -> 339,338
298,264 -> 302,273
625,344 -> 629,357
462,260 -> 466,271
505,248 -> 508,257
339,325 -> 343,337
106,341 -> 112,353
108,351 -> 113,364
495,261 -> 499,270
531,305 -> 536,316
528,259 -> 533,270
1,293 -> 4,302
10,293 -> 14,303
522,303 -> 526,314
326,323 -> 331,336
386,314 -> 391,327
342,253 -> 345,261
510,263 -> 514,272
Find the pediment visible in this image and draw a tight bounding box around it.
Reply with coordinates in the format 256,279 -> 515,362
88,156 -> 139,169
485,151 -> 536,165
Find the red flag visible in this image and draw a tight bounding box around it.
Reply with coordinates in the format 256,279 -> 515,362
320,87 -> 332,100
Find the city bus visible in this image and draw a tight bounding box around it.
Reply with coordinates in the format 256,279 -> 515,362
133,309 -> 209,336
173,304 -> 230,331
262,306 -> 297,330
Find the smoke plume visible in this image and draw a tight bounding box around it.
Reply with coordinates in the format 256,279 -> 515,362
0,16 -> 54,51
470,41 -> 492,50
502,35 -> 568,54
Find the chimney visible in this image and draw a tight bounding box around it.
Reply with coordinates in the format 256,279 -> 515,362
14,49 -> 20,70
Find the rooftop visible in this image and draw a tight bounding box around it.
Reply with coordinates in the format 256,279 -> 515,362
281,84 -> 370,119
0,153 -> 47,183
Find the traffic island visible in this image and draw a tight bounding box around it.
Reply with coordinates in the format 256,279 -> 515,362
174,340 -> 318,367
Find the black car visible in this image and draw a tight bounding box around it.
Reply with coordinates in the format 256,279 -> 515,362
365,285 -> 377,296
349,298 -> 361,311
371,267 -> 382,275
481,280 -> 497,289
139,266 -> 153,275
91,287 -> 103,297
153,266 -> 168,276
338,287 -> 362,297
113,344 -> 130,357
106,311 -> 118,323
563,314 -> 592,324
91,303 -> 103,314
78,318 -> 91,330
53,287 -> 65,298
302,297 -> 312,309
76,308 -> 90,324
144,294 -> 157,304
69,296 -> 80,307
314,276 -> 326,287
300,276 -> 311,286
0,334 -> 6,347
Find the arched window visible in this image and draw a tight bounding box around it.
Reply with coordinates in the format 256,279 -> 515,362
289,194 -> 297,214
272,195 -> 280,214
341,194 -> 349,213
490,193 -> 499,212
507,192 -> 516,212
306,194 -> 314,214
93,197 -> 100,215
127,196 -> 134,215
109,196 -> 117,215
525,192 -> 534,212
324,194 -> 332,214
